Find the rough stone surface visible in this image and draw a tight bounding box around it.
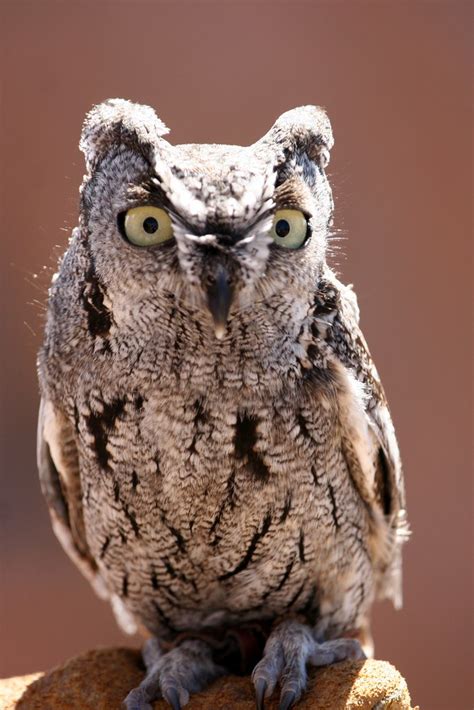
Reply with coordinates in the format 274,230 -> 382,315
1,647 -> 417,709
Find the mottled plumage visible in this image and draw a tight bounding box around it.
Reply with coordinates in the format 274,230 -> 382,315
37,99 -> 408,709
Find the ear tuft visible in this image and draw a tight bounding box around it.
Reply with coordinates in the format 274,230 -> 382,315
258,105 -> 333,169
79,98 -> 169,172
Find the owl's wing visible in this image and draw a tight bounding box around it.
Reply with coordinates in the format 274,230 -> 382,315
37,398 -> 108,600
311,269 -> 409,608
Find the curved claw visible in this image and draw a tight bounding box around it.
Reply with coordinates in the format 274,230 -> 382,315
254,677 -> 268,710
162,687 -> 182,710
279,690 -> 297,710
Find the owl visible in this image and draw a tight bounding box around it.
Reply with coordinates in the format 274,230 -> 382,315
37,99 -> 409,710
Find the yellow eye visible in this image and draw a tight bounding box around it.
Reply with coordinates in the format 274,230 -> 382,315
270,209 -> 308,249
123,206 -> 174,246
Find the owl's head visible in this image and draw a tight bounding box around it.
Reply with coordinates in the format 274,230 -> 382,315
79,99 -> 334,340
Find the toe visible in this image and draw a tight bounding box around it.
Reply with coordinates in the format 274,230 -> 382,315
162,686 -> 183,710
310,637 -> 366,667
252,635 -> 285,702
252,654 -> 283,703
277,650 -> 307,709
279,690 -> 298,710
254,677 -> 267,710
123,687 -> 153,710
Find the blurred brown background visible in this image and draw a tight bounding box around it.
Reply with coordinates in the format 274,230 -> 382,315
0,1 -> 471,708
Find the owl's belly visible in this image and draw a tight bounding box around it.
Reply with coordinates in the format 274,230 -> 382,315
78,384 -> 374,639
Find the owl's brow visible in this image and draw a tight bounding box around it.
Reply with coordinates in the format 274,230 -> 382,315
126,179 -> 275,241
126,179 -> 170,208
273,176 -> 315,214
177,208 -> 274,242
125,177 -> 204,232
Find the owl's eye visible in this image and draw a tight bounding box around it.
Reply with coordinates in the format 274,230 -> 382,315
270,209 -> 309,249
123,206 -> 174,246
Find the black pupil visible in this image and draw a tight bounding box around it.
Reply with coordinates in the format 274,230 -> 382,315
143,217 -> 159,234
275,219 -> 290,238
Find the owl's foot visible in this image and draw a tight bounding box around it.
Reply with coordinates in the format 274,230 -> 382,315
123,637 -> 226,710
251,620 -> 365,710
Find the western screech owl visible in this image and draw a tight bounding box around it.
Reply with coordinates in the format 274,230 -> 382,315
37,99 -> 409,709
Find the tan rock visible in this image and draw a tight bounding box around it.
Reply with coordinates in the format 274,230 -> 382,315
1,647 -> 417,709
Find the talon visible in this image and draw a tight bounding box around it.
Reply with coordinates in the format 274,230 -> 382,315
254,677 -> 267,710
279,690 -> 297,710
163,687 -> 182,710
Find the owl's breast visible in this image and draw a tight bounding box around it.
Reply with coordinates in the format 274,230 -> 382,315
76,372 -> 373,638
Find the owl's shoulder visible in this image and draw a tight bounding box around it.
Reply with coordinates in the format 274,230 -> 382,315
309,268 -> 385,405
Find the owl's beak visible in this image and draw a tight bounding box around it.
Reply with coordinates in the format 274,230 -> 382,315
206,265 -> 234,340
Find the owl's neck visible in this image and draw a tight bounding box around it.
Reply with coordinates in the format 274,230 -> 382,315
97,293 -> 316,403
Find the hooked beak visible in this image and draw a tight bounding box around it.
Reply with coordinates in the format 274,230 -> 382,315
206,266 -> 234,340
